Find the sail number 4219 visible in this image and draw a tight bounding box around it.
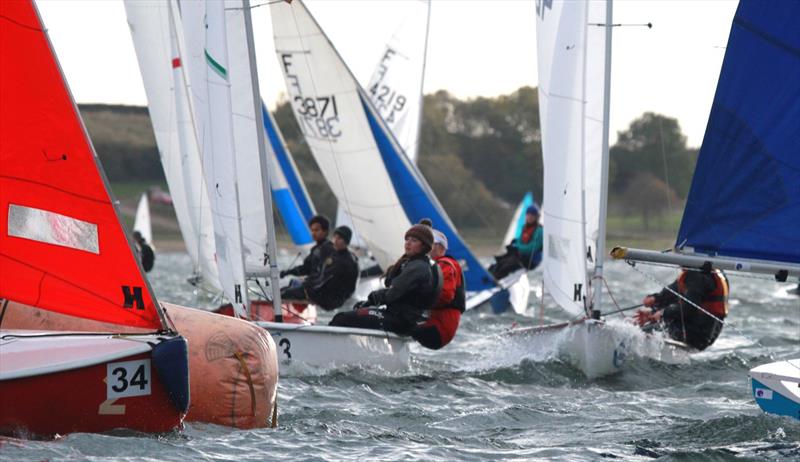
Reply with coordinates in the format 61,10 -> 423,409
106,359 -> 151,399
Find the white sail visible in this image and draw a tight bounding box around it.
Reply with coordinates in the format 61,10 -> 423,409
364,0 -> 430,163
124,0 -> 220,290
270,0 -> 412,269
179,0 -> 249,315
224,0 -> 270,275
133,192 -> 153,245
536,0 -> 607,317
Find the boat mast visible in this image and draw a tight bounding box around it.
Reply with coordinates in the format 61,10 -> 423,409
413,0 -> 432,162
591,0 -> 613,317
243,0 -> 283,321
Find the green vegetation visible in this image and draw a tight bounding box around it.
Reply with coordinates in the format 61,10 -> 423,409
81,88 -> 697,253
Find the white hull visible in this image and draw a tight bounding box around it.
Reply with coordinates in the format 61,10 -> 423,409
257,322 -> 410,374
510,319 -> 692,379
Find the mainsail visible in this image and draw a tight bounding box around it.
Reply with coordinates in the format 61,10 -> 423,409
178,0 -> 250,315
125,0 -> 220,291
0,0 -> 167,330
676,0 -> 800,266
271,0 -> 495,291
536,0 -> 608,317
364,0 -> 430,164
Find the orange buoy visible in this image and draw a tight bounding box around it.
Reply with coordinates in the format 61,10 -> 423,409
1,301 -> 278,429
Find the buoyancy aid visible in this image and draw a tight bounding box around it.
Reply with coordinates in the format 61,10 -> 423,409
435,255 -> 466,313
677,269 -> 729,318
520,223 -> 537,244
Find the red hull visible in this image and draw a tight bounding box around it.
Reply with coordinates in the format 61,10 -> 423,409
215,300 -> 312,324
0,352 -> 181,437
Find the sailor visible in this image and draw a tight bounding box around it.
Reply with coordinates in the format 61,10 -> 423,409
280,214 -> 335,299
133,231 -> 155,273
513,204 -> 543,269
489,204 -> 543,279
410,229 -> 465,350
635,266 -> 729,351
330,223 -> 441,335
299,226 -> 359,311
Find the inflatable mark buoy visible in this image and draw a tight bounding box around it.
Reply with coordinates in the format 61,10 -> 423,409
0,301 -> 278,429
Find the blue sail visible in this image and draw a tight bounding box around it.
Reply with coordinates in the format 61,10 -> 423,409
676,0 -> 800,265
262,103 -> 315,246
360,95 -> 496,292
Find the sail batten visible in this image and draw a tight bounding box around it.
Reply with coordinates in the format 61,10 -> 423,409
676,0 -> 800,266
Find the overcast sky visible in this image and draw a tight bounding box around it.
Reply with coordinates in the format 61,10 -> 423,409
36,0 -> 738,147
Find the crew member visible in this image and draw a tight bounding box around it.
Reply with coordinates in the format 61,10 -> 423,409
410,229 -> 465,350
490,204 -> 543,279
330,223 -> 441,335
635,266 -> 729,351
301,226 -> 359,310
280,214 -> 335,300
513,205 -> 543,269
133,231 -> 155,273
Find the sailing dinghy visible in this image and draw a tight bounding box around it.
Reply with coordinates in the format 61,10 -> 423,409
0,0 -> 190,436
609,0 -> 799,407
506,0 -> 691,379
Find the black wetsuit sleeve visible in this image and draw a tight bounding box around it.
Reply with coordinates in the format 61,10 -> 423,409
652,281 -> 679,308
369,259 -> 427,306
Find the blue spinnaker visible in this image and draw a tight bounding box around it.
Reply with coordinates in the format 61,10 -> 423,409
361,95 -> 496,292
676,0 -> 800,265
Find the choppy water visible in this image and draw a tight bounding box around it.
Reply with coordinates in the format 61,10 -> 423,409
4,253 -> 799,461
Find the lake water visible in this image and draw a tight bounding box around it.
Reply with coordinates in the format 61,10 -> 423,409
3,253 -> 798,461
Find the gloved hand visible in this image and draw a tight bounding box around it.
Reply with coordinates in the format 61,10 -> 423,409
352,300 -> 368,310
279,270 -> 288,278
367,290 -> 385,306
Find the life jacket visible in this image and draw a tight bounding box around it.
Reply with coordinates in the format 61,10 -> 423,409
677,269 -> 729,318
434,255 -> 466,313
520,223 -> 538,244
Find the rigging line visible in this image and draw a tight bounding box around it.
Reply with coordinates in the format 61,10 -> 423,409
412,0 -> 432,163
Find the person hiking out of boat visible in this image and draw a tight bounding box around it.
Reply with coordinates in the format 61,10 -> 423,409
279,214 -> 335,300
133,230 -> 155,273
489,204 -> 543,279
635,265 -> 729,351
293,226 -> 359,310
329,223 -> 441,336
409,229 -> 465,350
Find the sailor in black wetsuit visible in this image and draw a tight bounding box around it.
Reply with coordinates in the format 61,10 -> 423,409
635,267 -> 729,351
279,214 -> 335,301
133,231 -> 155,273
330,223 -> 441,335
300,226 -> 359,311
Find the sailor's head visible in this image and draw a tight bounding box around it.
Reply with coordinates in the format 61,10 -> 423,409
333,226 -> 352,250
431,229 -> 448,258
308,214 -> 330,242
404,223 -> 433,256
526,204 -> 540,224
133,230 -> 145,243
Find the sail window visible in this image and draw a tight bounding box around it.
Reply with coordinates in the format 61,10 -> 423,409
8,204 -> 99,254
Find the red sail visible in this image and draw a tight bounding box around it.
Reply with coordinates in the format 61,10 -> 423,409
0,0 -> 164,330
